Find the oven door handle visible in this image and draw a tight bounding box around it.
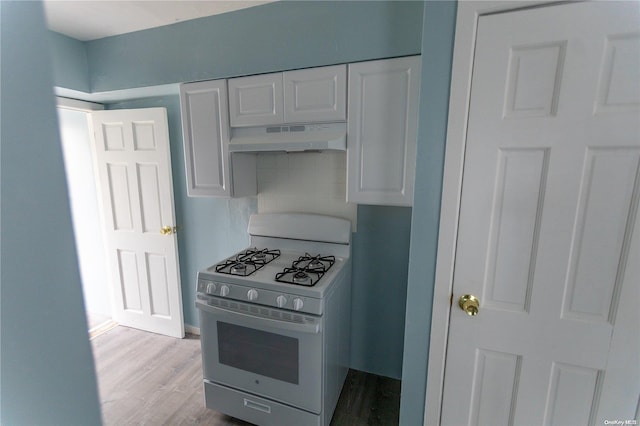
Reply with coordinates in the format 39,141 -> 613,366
195,300 -> 321,334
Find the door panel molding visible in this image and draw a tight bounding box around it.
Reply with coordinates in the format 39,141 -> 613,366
91,108 -> 184,338
426,2 -> 585,425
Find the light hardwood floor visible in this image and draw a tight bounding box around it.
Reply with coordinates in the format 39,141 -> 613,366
91,326 -> 400,425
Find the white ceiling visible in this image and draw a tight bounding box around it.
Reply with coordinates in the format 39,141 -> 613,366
43,0 -> 274,41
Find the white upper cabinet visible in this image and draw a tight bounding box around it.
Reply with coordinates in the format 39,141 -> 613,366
283,65 -> 347,123
228,65 -> 347,127
181,59 -> 418,201
228,73 -> 284,127
347,56 -> 421,206
180,79 -> 256,197
180,80 -> 230,196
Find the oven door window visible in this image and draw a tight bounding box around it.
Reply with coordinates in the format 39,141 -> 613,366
217,321 -> 299,384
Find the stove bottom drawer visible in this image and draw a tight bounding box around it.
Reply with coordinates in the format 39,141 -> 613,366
204,380 -> 321,426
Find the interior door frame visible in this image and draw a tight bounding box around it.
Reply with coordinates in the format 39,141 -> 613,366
423,2 -> 567,424
56,97 -> 112,328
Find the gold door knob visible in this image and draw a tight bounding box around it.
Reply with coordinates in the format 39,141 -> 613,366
160,226 -> 175,235
458,294 -> 480,316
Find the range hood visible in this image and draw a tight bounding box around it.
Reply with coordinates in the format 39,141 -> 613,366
229,122 -> 346,152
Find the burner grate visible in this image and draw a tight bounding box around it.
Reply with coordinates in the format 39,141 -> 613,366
213,248 -> 280,276
238,248 -> 281,264
292,253 -> 335,272
275,253 -> 335,286
275,267 -> 322,287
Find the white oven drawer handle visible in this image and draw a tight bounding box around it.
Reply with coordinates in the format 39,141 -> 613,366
244,398 -> 271,414
195,300 -> 321,334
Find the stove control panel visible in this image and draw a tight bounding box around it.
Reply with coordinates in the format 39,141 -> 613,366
197,277 -> 322,315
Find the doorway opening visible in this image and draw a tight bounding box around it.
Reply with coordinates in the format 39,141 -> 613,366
57,98 -> 116,338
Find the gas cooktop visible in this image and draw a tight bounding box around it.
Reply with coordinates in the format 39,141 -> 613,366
198,247 -> 349,313
210,248 -> 335,287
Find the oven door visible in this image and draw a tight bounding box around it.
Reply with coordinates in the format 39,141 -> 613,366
196,298 -> 323,414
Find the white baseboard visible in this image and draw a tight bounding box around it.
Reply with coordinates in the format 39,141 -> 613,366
185,324 -> 201,336
89,320 -> 118,340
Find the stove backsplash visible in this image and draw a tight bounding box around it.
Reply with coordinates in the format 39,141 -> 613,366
256,152 -> 358,229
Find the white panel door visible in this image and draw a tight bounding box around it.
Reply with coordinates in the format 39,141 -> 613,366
441,2 -> 639,425
228,72 -> 284,127
347,56 -> 420,206
283,64 -> 347,123
180,80 -> 231,197
91,108 -> 184,338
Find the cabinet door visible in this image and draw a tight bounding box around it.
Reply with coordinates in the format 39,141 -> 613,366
228,73 -> 284,127
180,80 -> 231,197
347,56 -> 421,206
283,65 -> 347,123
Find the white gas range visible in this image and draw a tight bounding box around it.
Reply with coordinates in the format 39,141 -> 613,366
196,213 -> 352,426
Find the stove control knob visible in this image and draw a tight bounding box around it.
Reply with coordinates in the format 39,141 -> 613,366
219,285 -> 230,297
276,295 -> 287,308
292,298 -> 304,311
247,289 -> 259,301
206,282 -> 216,295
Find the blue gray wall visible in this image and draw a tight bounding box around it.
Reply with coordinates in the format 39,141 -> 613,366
351,206 -> 412,378
401,2 -> 457,424
0,1 -> 101,424
86,1 -> 424,92
49,31 -> 90,92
